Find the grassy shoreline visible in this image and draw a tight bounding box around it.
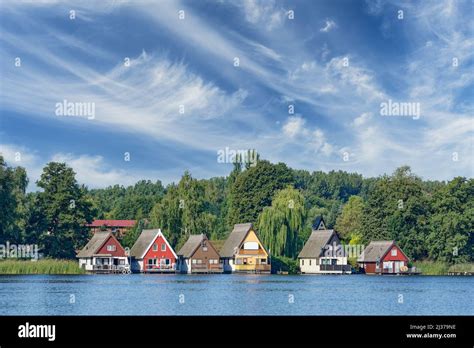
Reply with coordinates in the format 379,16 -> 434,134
0,259 -> 85,275
0,259 -> 472,276
412,261 -> 474,275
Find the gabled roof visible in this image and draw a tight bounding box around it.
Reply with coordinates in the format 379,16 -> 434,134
77,231 -> 114,258
130,229 -> 177,259
87,220 -> 136,227
177,234 -> 207,258
220,223 -> 259,258
357,241 -> 395,262
312,216 -> 326,230
298,229 -> 335,258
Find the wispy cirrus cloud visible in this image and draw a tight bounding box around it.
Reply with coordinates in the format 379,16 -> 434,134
0,0 -> 472,188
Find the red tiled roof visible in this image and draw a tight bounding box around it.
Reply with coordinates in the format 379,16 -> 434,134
87,220 -> 136,227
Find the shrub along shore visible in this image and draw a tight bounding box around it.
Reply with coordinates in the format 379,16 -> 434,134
0,259 -> 85,275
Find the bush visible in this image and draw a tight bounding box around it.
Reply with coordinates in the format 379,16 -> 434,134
271,256 -> 299,274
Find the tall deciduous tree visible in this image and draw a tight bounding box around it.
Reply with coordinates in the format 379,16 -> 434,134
426,177 -> 473,263
335,195 -> 365,241
0,156 -> 28,244
35,162 -> 94,258
360,166 -> 429,260
150,171 -> 218,247
257,187 -> 305,258
228,160 -> 293,225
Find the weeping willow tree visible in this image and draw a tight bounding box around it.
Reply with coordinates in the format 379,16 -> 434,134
257,187 -> 306,258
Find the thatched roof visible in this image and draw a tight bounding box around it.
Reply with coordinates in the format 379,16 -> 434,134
77,231 -> 112,258
220,223 -> 253,258
177,234 -> 206,258
357,241 -> 395,262
298,230 -> 335,258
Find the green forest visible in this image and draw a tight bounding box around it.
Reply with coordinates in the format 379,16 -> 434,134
1,154 -> 472,266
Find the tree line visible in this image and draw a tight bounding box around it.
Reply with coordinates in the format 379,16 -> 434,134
0,155 -> 472,263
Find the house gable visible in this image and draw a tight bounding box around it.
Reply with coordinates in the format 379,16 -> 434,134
143,233 -> 177,261
238,229 -> 268,257
96,235 -> 126,257
312,216 -> 327,231
190,238 -> 221,261
381,244 -> 409,262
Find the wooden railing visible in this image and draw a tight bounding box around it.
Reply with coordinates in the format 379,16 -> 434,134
319,264 -> 351,272
145,264 -> 176,272
234,264 -> 271,272
92,264 -> 129,272
191,264 -> 223,272
237,249 -> 267,255
375,267 -> 418,274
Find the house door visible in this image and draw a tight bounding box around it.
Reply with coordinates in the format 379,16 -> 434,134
394,262 -> 400,273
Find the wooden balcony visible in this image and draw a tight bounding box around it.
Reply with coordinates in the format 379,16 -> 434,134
92,264 -> 130,274
144,264 -> 176,273
236,249 -> 267,256
234,264 -> 271,273
375,267 -> 420,275
319,264 -> 352,273
191,263 -> 223,273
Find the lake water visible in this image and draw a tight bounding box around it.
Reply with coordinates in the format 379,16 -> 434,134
0,274 -> 472,315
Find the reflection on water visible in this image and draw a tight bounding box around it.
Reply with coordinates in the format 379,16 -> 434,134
0,274 -> 472,315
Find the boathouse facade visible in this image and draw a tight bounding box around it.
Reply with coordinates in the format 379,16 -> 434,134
358,241 -> 409,274
220,223 -> 270,273
176,234 -> 223,274
77,231 -> 129,273
298,217 -> 351,274
130,229 -> 177,273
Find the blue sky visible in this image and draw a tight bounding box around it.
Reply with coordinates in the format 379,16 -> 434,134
0,0 -> 473,190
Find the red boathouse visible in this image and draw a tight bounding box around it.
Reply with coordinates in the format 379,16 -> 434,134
130,229 -> 177,273
77,231 -> 130,273
358,241 -> 410,274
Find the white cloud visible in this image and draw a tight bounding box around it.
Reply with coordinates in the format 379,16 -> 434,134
280,118 -> 336,158
310,129 -> 334,156
320,19 -> 337,33
282,116 -> 307,138
353,112 -> 373,127
326,56 -> 386,101
240,0 -> 284,30
0,143 -> 187,190
50,153 -> 140,188
0,38 -> 250,152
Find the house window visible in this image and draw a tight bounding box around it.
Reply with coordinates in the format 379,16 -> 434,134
309,260 -> 312,266
107,245 -> 116,252
302,260 -> 304,266
192,259 -> 197,264
260,259 -> 266,264
165,259 -> 170,265
197,259 -> 202,264
243,258 -> 248,265
153,244 -> 158,251
148,258 -> 156,266
161,244 -> 166,251
203,246 -> 208,252
119,259 -> 125,265
391,249 -> 397,256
